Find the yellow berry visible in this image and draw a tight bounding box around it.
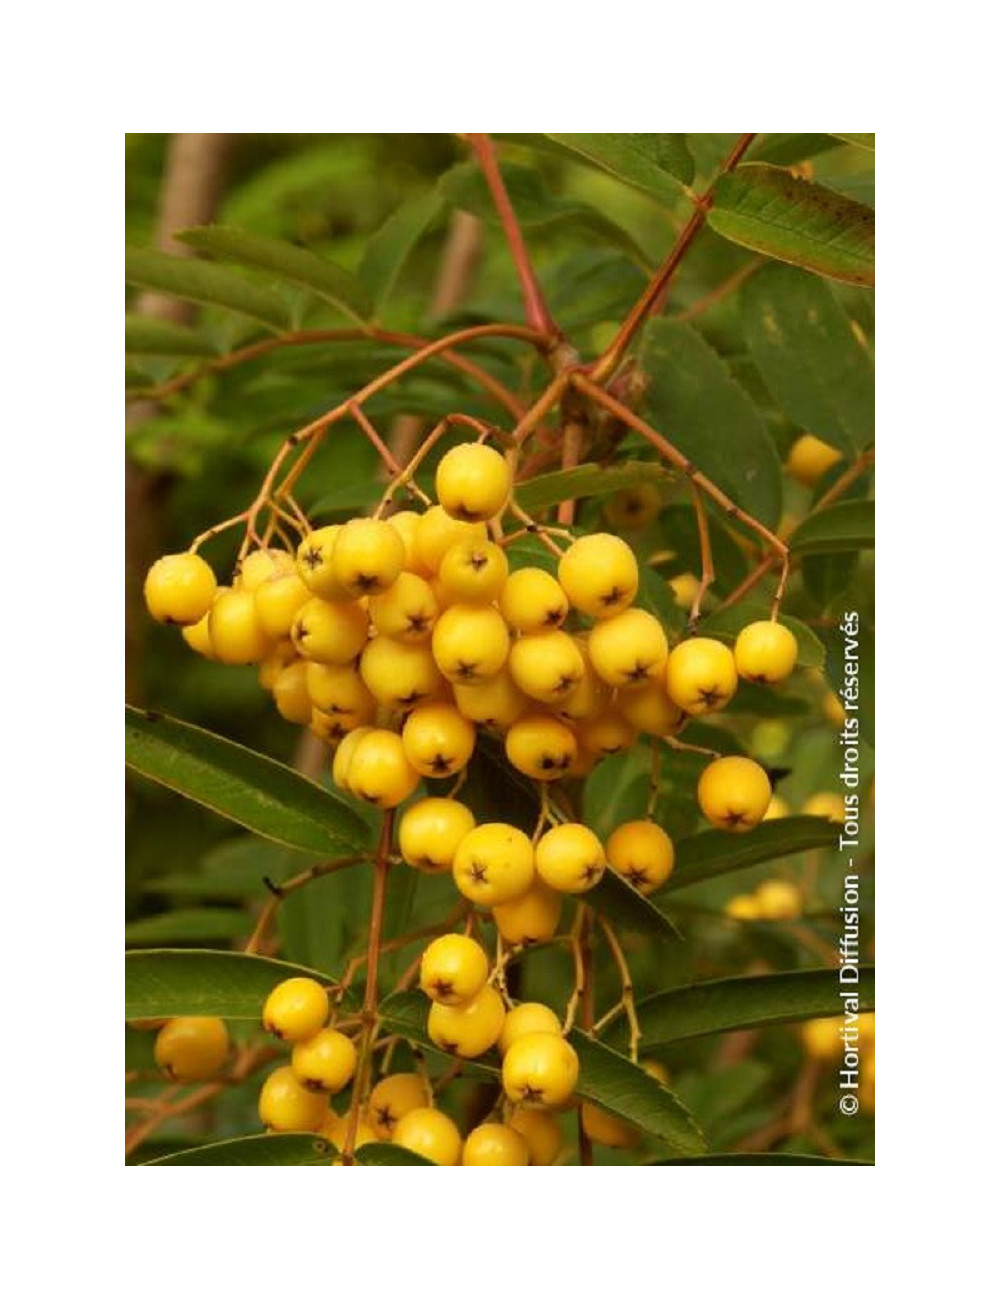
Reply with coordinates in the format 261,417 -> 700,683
667,572 -> 701,610
725,893 -> 761,921
558,534 -> 638,619
665,637 -> 738,715
332,727 -> 373,790
432,605 -> 510,684
580,1102 -> 639,1149
492,880 -> 563,945
359,637 -> 444,711
257,639 -> 298,689
428,984 -> 507,1058
291,597 -> 369,665
751,720 -> 791,760
502,1033 -> 579,1107
858,1013 -> 875,1046
555,640 -> 611,722
509,630 -> 585,705
258,1065 -> 329,1132
182,609 -> 216,659
734,620 -> 799,684
208,589 -> 272,665
291,1028 -> 358,1093
504,714 -> 577,781
452,822 -> 535,906
347,729 -> 420,809
236,547 -> 295,592
697,756 -> 772,832
438,539 -> 509,604
588,609 -> 669,690
786,434 -> 843,488
419,934 -> 490,1006
144,553 -> 217,626
499,567 -> 569,634
272,660 -> 314,725
306,662 -> 375,720
385,510 -> 426,572
453,669 -> 529,729
414,506 -> 488,573
321,1111 -> 378,1151
436,442 -> 511,521
754,879 -> 802,921
401,703 -> 476,778
367,1073 -> 430,1139
763,795 -> 790,821
617,678 -> 684,738
603,483 -> 661,531
823,690 -> 847,727
803,792 -> 846,823
262,977 -> 329,1042
393,1107 -> 463,1165
509,1107 -> 562,1165
153,1017 -> 229,1082
368,572 -> 439,642
606,821 -> 675,895
859,1056 -> 875,1113
575,709 -> 637,757
801,1017 -> 842,1060
498,1002 -> 563,1055
462,1122 -> 530,1165
535,823 -> 606,894
254,571 -> 311,639
310,709 -> 368,747
330,517 -> 405,596
296,526 -> 350,601
398,797 -> 476,872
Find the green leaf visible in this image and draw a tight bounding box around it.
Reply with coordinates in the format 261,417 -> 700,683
125,707 -> 370,856
610,967 -> 875,1049
440,162 -> 649,266
664,817 -> 842,892
789,500 -> 875,555
178,226 -> 370,323
568,1032 -> 705,1155
750,135 -> 843,166
642,319 -> 783,530
125,949 -> 334,1020
740,264 -> 874,454
143,1134 -> 335,1166
650,1153 -> 873,1166
358,189 -> 444,312
125,1025 -> 157,1070
588,870 -> 682,939
354,1142 -> 434,1166
125,247 -> 291,331
124,314 -> 218,357
515,462 -> 673,516
125,907 -> 248,945
540,133 -> 695,200
697,601 -> 825,669
831,134 -> 875,151
709,165 -> 875,287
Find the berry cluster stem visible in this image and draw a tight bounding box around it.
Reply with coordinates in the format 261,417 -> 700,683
340,811 -> 395,1165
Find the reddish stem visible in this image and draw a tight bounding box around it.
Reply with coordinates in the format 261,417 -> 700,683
591,133 -> 757,382
466,133 -> 560,342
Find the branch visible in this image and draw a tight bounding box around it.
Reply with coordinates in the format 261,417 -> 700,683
590,133 -> 757,383
340,812 -> 394,1164
466,133 -> 560,342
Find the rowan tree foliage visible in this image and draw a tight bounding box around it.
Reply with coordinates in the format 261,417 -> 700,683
125,133 -> 874,1166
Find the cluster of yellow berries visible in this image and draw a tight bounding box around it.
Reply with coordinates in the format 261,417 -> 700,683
144,440 -> 799,836
255,972 -> 579,1164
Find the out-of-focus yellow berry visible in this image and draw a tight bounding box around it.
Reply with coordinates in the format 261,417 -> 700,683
786,434 -> 843,488
153,1017 -> 229,1082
